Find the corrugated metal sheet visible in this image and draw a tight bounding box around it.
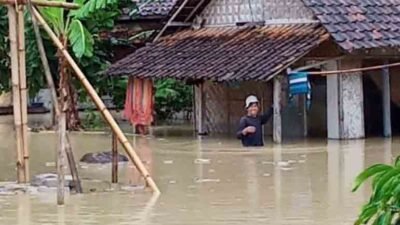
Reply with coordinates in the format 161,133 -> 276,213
107,24 -> 328,81
302,0 -> 400,51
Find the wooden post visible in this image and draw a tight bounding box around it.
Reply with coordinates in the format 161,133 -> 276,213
382,61 -> 392,137
57,111 -> 66,205
300,95 -> 308,137
8,5 -> 24,183
33,8 -> 160,194
197,82 -> 206,135
273,75 -> 282,143
112,133 -> 118,184
192,85 -> 197,132
26,0 -> 82,193
17,5 -> 29,182
65,135 -> 82,193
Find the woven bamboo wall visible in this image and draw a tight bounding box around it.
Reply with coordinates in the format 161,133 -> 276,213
195,81 -> 273,135
201,0 -> 314,26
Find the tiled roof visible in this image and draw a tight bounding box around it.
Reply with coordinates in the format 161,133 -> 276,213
107,24 -> 328,81
302,0 -> 400,51
137,0 -> 176,17
120,0 -> 177,19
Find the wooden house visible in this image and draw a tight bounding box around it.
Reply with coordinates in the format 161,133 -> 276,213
107,0 -> 400,142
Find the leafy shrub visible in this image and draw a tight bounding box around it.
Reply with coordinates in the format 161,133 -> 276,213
154,79 -> 192,121
353,157 -> 400,225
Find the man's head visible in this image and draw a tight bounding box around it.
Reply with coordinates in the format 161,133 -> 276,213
245,95 -> 260,117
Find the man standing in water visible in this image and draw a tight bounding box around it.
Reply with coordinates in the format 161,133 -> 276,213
237,95 -> 273,147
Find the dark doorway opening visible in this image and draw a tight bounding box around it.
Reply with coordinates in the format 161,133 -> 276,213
363,74 -> 383,137
307,75 -> 327,137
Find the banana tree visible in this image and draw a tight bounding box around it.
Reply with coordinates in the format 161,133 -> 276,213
353,157 -> 400,225
39,0 -> 117,130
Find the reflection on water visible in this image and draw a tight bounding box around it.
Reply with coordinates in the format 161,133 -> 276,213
0,123 -> 397,224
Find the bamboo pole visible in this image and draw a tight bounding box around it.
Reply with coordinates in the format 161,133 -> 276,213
17,5 -> 29,182
112,133 -> 118,183
308,61 -> 400,76
57,111 -> 66,205
26,0 -> 82,193
32,8 -> 160,194
8,5 -> 25,183
0,0 -> 79,9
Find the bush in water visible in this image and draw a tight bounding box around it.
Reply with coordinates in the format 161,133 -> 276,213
353,156 -> 400,225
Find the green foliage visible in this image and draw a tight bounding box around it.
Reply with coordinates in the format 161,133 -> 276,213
0,7 -> 10,93
72,0 -> 118,19
0,6 -> 50,96
82,110 -> 105,130
154,79 -> 193,121
353,157 -> 400,225
0,0 -> 148,122
68,19 -> 93,58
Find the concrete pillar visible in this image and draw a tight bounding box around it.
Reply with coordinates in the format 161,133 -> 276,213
382,62 -> 392,137
327,61 -> 340,139
327,59 -> 365,139
273,75 -> 283,143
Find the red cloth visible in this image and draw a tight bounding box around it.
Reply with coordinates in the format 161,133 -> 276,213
124,78 -> 154,126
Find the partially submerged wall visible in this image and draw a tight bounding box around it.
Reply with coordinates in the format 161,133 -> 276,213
0,92 -> 12,107
195,81 -> 272,135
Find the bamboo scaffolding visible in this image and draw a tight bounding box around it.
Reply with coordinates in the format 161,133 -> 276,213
26,0 -> 82,193
0,0 -> 79,9
8,5 -> 25,183
17,5 -> 29,182
32,8 -> 160,194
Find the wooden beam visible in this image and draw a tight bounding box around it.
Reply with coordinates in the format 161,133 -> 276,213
112,133 -> 118,184
33,8 -> 160,194
292,56 -> 345,72
168,22 -> 192,27
184,0 -> 206,23
0,0 -> 80,9
382,61 -> 392,137
273,76 -> 282,143
197,82 -> 207,135
57,111 -> 66,205
154,0 -> 190,41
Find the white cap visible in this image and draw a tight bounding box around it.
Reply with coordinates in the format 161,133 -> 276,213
245,95 -> 259,108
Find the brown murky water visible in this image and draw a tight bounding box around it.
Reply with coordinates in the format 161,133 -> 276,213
0,123 -> 397,225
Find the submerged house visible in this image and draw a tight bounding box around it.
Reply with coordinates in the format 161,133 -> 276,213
107,0 -> 400,142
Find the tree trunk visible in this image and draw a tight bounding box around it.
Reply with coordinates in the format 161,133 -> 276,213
58,37 -> 81,131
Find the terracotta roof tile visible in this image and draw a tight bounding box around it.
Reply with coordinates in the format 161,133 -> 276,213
107,24 -> 328,81
120,0 -> 177,19
302,0 -> 400,51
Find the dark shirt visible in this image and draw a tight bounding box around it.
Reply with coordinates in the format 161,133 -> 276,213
236,107 -> 273,147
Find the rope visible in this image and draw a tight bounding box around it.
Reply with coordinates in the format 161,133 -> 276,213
308,61 -> 400,76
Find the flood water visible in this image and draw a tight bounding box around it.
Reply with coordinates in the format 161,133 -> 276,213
0,123 -> 397,224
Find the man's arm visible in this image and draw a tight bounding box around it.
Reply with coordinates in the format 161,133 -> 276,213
261,106 -> 274,125
236,117 -> 247,139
